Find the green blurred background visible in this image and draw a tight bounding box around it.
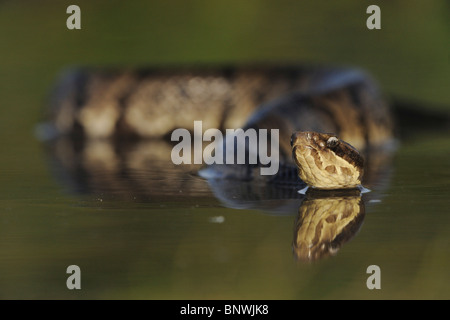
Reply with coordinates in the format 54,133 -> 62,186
0,0 -> 449,299
0,0 -> 449,146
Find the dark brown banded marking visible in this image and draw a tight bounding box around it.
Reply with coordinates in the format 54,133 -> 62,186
310,149 -> 323,169
340,167 -> 352,176
325,165 -> 337,174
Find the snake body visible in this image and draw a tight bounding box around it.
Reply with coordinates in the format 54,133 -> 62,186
47,65 -> 393,189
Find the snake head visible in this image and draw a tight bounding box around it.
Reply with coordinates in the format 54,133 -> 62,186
291,131 -> 364,189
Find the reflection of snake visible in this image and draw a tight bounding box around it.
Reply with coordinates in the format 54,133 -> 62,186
293,189 -> 365,261
46,66 -> 393,189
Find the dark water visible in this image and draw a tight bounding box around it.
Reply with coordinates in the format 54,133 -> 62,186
0,1 -> 449,299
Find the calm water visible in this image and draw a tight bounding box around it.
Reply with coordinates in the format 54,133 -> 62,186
0,1 -> 449,299
1,129 -> 448,299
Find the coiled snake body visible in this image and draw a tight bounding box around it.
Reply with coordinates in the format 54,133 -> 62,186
47,66 -> 394,190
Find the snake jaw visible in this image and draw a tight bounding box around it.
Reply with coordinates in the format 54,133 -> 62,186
291,131 -> 364,189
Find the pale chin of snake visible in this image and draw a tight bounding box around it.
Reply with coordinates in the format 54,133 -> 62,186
291,131 -> 365,190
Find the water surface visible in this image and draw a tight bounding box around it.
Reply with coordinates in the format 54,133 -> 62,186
0,129 -> 448,299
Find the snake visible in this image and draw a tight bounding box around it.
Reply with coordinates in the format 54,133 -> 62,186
45,65 -> 394,190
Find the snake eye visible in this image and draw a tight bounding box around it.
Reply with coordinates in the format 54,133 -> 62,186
326,136 -> 339,148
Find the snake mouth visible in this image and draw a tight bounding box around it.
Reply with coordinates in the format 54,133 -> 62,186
291,131 -> 364,189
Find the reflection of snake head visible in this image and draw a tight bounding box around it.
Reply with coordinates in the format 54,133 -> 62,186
293,192 -> 365,262
291,131 -> 364,189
